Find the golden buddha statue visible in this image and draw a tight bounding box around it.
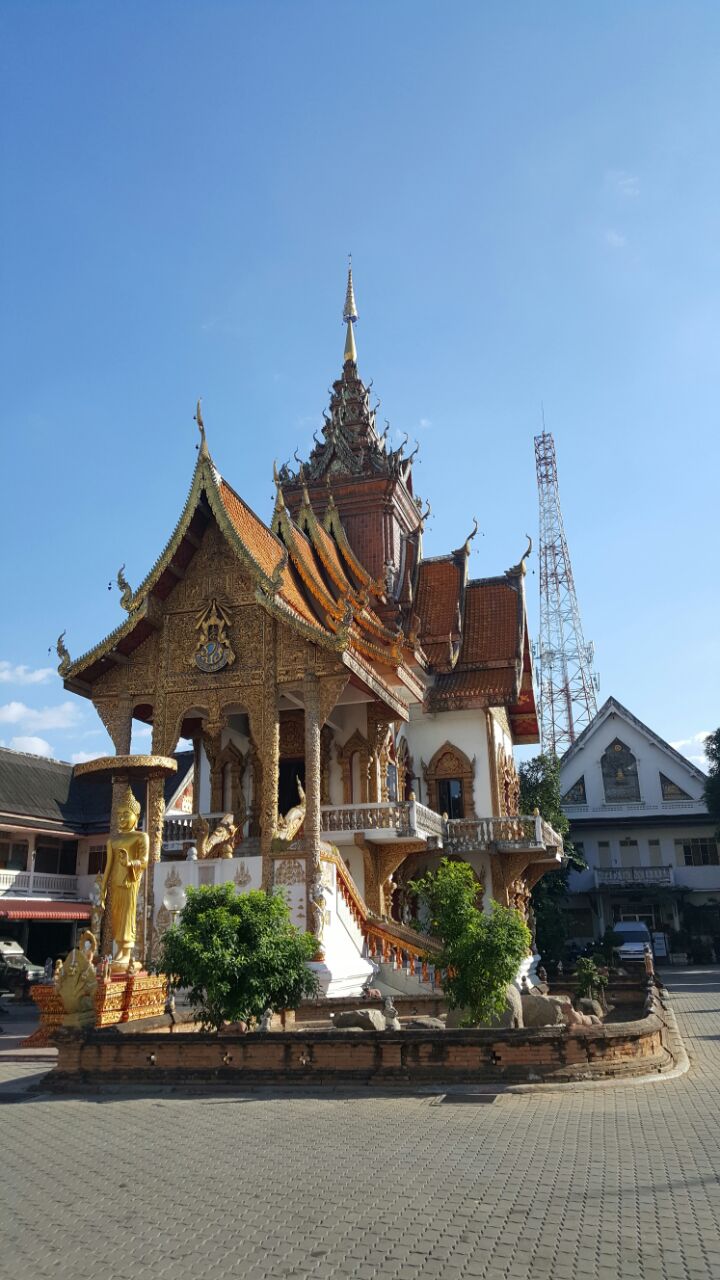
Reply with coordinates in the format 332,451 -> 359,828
100,786 -> 149,974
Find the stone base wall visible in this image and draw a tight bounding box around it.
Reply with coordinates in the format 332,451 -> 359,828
50,995 -> 673,1087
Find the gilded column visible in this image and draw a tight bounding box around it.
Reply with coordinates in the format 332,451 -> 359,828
260,623 -> 279,892
304,669 -> 323,941
141,777 -> 166,968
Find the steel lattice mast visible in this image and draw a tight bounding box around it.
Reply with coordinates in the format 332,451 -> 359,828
534,430 -> 598,755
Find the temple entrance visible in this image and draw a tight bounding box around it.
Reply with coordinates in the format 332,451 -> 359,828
279,758 -> 305,816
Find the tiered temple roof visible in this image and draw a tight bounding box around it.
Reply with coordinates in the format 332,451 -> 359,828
59,266 -> 540,744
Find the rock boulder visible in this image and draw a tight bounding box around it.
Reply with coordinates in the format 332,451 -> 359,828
333,1008 -> 387,1032
521,993 -> 566,1028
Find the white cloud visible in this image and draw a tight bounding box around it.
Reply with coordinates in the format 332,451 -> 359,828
133,724 -> 152,739
607,169 -> 640,197
177,738 -> 193,752
604,229 -> 627,249
0,700 -> 83,731
7,735 -> 54,757
418,418 -> 432,430
671,731 -> 710,752
689,755 -> 709,770
0,661 -> 55,685
71,750 -> 101,764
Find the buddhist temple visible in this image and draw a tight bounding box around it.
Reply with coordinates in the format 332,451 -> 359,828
56,268 -> 562,996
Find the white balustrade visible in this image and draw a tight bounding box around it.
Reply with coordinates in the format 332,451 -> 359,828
0,868 -> 79,898
445,815 -> 561,855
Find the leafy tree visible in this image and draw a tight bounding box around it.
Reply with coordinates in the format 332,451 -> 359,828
409,858 -> 530,1025
159,883 -> 319,1031
519,753 -> 586,967
703,728 -> 720,837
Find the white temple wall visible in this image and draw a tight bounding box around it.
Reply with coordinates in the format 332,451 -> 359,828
401,706 -> 493,816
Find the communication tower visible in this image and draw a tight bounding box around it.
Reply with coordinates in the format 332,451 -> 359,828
534,429 -> 598,755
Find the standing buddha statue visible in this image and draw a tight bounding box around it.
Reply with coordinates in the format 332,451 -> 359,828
100,786 -> 149,973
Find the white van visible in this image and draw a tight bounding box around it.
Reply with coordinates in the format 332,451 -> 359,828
612,922 -> 653,963
0,938 -> 45,984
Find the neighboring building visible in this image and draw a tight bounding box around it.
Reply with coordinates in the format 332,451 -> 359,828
0,748 -> 193,964
560,697 -> 717,947
0,748 -> 109,963
53,270 -> 562,995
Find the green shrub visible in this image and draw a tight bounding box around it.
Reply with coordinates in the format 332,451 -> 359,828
409,858 -> 530,1025
159,883 -> 319,1031
574,956 -> 608,1005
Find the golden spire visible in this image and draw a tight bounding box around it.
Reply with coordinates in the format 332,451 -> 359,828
343,256 -> 358,365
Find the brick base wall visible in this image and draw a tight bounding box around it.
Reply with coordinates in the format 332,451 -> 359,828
50,996 -> 674,1088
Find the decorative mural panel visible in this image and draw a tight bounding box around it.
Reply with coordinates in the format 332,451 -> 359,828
660,773 -> 692,801
561,776 -> 587,805
601,739 -> 641,803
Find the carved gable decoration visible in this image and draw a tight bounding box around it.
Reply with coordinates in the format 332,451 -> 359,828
660,773 -> 693,801
193,599 -> 235,674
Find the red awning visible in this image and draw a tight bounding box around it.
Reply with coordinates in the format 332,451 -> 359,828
0,899 -> 92,921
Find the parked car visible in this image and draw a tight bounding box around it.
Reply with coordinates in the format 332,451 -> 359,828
611,922 -> 653,963
0,938 -> 45,990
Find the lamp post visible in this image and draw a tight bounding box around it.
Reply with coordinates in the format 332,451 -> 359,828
162,883 -> 187,927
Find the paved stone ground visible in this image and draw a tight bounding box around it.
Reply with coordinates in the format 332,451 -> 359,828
2,969 -> 720,1280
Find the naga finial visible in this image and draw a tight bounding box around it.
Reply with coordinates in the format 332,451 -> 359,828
117,564 -> 133,611
419,499 -> 432,529
464,517 -> 479,552
56,630 -> 71,676
507,534 -> 533,577
298,463 -> 311,506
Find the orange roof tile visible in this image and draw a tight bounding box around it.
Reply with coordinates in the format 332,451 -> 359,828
456,580 -> 520,669
219,480 -> 285,581
430,668 -> 517,706
414,557 -> 463,671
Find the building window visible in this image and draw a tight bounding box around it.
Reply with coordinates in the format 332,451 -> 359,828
676,838 -> 719,867
88,846 -> 107,876
437,778 -> 464,820
562,776 -> 587,805
648,839 -> 662,867
601,739 -> 641,803
597,841 -> 611,868
422,742 -> 476,818
34,840 -> 78,876
0,841 -> 29,871
619,838 -> 639,867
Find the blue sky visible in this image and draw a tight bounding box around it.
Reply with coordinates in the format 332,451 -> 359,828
0,2 -> 718,771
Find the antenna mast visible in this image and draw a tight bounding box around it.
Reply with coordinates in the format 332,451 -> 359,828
534,429 -> 598,755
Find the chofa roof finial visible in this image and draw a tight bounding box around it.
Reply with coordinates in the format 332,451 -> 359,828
272,461 -> 285,510
507,534 -> 533,577
194,399 -> 208,457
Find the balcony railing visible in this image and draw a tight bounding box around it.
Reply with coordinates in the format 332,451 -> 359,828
320,799 -> 444,844
595,866 -> 675,889
0,869 -> 80,899
445,814 -> 561,855
162,804 -> 561,855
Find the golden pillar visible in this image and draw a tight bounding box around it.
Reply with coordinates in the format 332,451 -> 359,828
260,623 -> 280,892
